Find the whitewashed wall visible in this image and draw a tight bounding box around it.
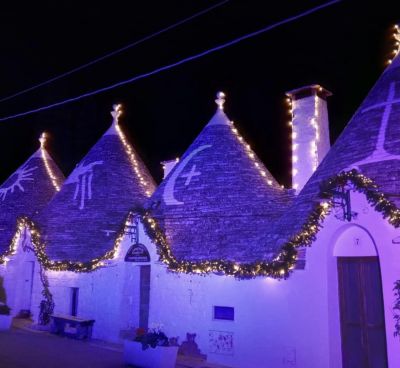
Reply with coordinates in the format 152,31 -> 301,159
30,233 -> 145,342
3,192 -> 399,368
145,191 -> 400,368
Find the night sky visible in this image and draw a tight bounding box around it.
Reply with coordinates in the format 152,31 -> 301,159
0,0 -> 398,187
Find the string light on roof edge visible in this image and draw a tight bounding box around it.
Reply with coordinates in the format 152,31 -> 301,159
112,104 -> 153,197
40,132 -> 61,192
387,24 -> 400,65
286,95 -> 299,190
216,91 -> 281,189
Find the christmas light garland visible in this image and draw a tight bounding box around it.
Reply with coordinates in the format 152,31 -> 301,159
387,24 -> 400,65
0,170 -> 399,280
39,132 -> 61,192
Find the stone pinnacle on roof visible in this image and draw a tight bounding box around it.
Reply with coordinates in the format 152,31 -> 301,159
111,103 -> 122,125
39,132 -> 46,148
215,91 -> 226,110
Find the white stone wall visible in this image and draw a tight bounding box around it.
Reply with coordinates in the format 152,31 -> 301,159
1,230 -> 42,319
144,192 -> 400,368
3,194 -> 399,368
32,232 -> 146,342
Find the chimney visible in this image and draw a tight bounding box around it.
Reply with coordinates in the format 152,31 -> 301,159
286,84 -> 332,193
161,158 -> 179,179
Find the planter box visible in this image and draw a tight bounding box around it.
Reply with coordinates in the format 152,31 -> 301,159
0,315 -> 12,330
123,340 -> 178,368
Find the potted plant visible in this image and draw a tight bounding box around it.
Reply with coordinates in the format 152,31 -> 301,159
123,324 -> 179,368
0,303 -> 12,330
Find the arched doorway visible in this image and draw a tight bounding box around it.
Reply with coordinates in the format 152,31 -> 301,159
334,226 -> 388,368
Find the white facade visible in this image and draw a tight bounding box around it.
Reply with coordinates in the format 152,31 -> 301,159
3,190 -> 399,368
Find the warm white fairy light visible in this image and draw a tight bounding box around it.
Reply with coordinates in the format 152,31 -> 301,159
40,132 -> 61,192
217,91 -> 279,188
112,104 -> 152,197
387,24 -> 400,65
310,93 -> 320,172
286,95 -> 299,190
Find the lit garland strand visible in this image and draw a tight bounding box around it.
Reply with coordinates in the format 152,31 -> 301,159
39,132 -> 61,192
216,92 -> 277,188
112,104 -> 153,197
2,170 -> 400,279
0,216 -> 127,272
387,24 -> 400,65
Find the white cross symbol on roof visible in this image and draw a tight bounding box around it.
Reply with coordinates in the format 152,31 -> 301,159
349,82 -> 400,169
181,164 -> 201,186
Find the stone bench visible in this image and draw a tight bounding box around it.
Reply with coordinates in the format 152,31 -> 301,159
50,314 -> 95,340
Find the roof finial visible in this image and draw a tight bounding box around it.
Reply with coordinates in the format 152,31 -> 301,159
39,132 -> 47,149
215,91 -> 226,110
111,103 -> 123,125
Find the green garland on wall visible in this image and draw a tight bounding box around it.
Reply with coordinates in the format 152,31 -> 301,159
0,169 -> 399,279
140,169 -> 400,279
1,169 -> 400,334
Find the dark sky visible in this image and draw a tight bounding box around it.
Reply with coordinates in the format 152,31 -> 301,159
0,0 -> 398,187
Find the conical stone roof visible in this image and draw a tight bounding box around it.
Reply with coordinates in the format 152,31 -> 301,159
0,134 -> 64,256
149,92 -> 293,262
269,48 -> 400,249
37,105 -> 156,262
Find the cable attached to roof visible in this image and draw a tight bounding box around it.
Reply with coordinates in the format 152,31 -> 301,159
0,0 -> 341,122
0,0 -> 230,104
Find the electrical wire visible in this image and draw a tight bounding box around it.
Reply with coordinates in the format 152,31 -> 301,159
0,0 -> 230,104
0,0 -> 341,122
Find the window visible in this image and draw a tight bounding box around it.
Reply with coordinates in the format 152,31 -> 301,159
213,306 -> 234,321
70,288 -> 79,317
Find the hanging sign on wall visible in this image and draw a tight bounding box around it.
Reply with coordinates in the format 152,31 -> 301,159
125,243 -> 150,262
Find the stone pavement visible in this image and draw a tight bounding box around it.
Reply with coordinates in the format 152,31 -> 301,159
0,321 -> 231,368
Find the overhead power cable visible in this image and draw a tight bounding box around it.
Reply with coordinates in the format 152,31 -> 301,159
0,0 -> 230,103
0,0 -> 341,122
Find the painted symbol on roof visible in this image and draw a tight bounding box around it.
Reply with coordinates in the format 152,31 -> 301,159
0,164 -> 37,201
350,82 -> 400,169
163,145 -> 211,205
65,160 -> 103,210
181,165 -> 201,186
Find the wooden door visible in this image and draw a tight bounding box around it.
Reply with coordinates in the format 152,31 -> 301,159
338,257 -> 388,368
21,261 -> 35,311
